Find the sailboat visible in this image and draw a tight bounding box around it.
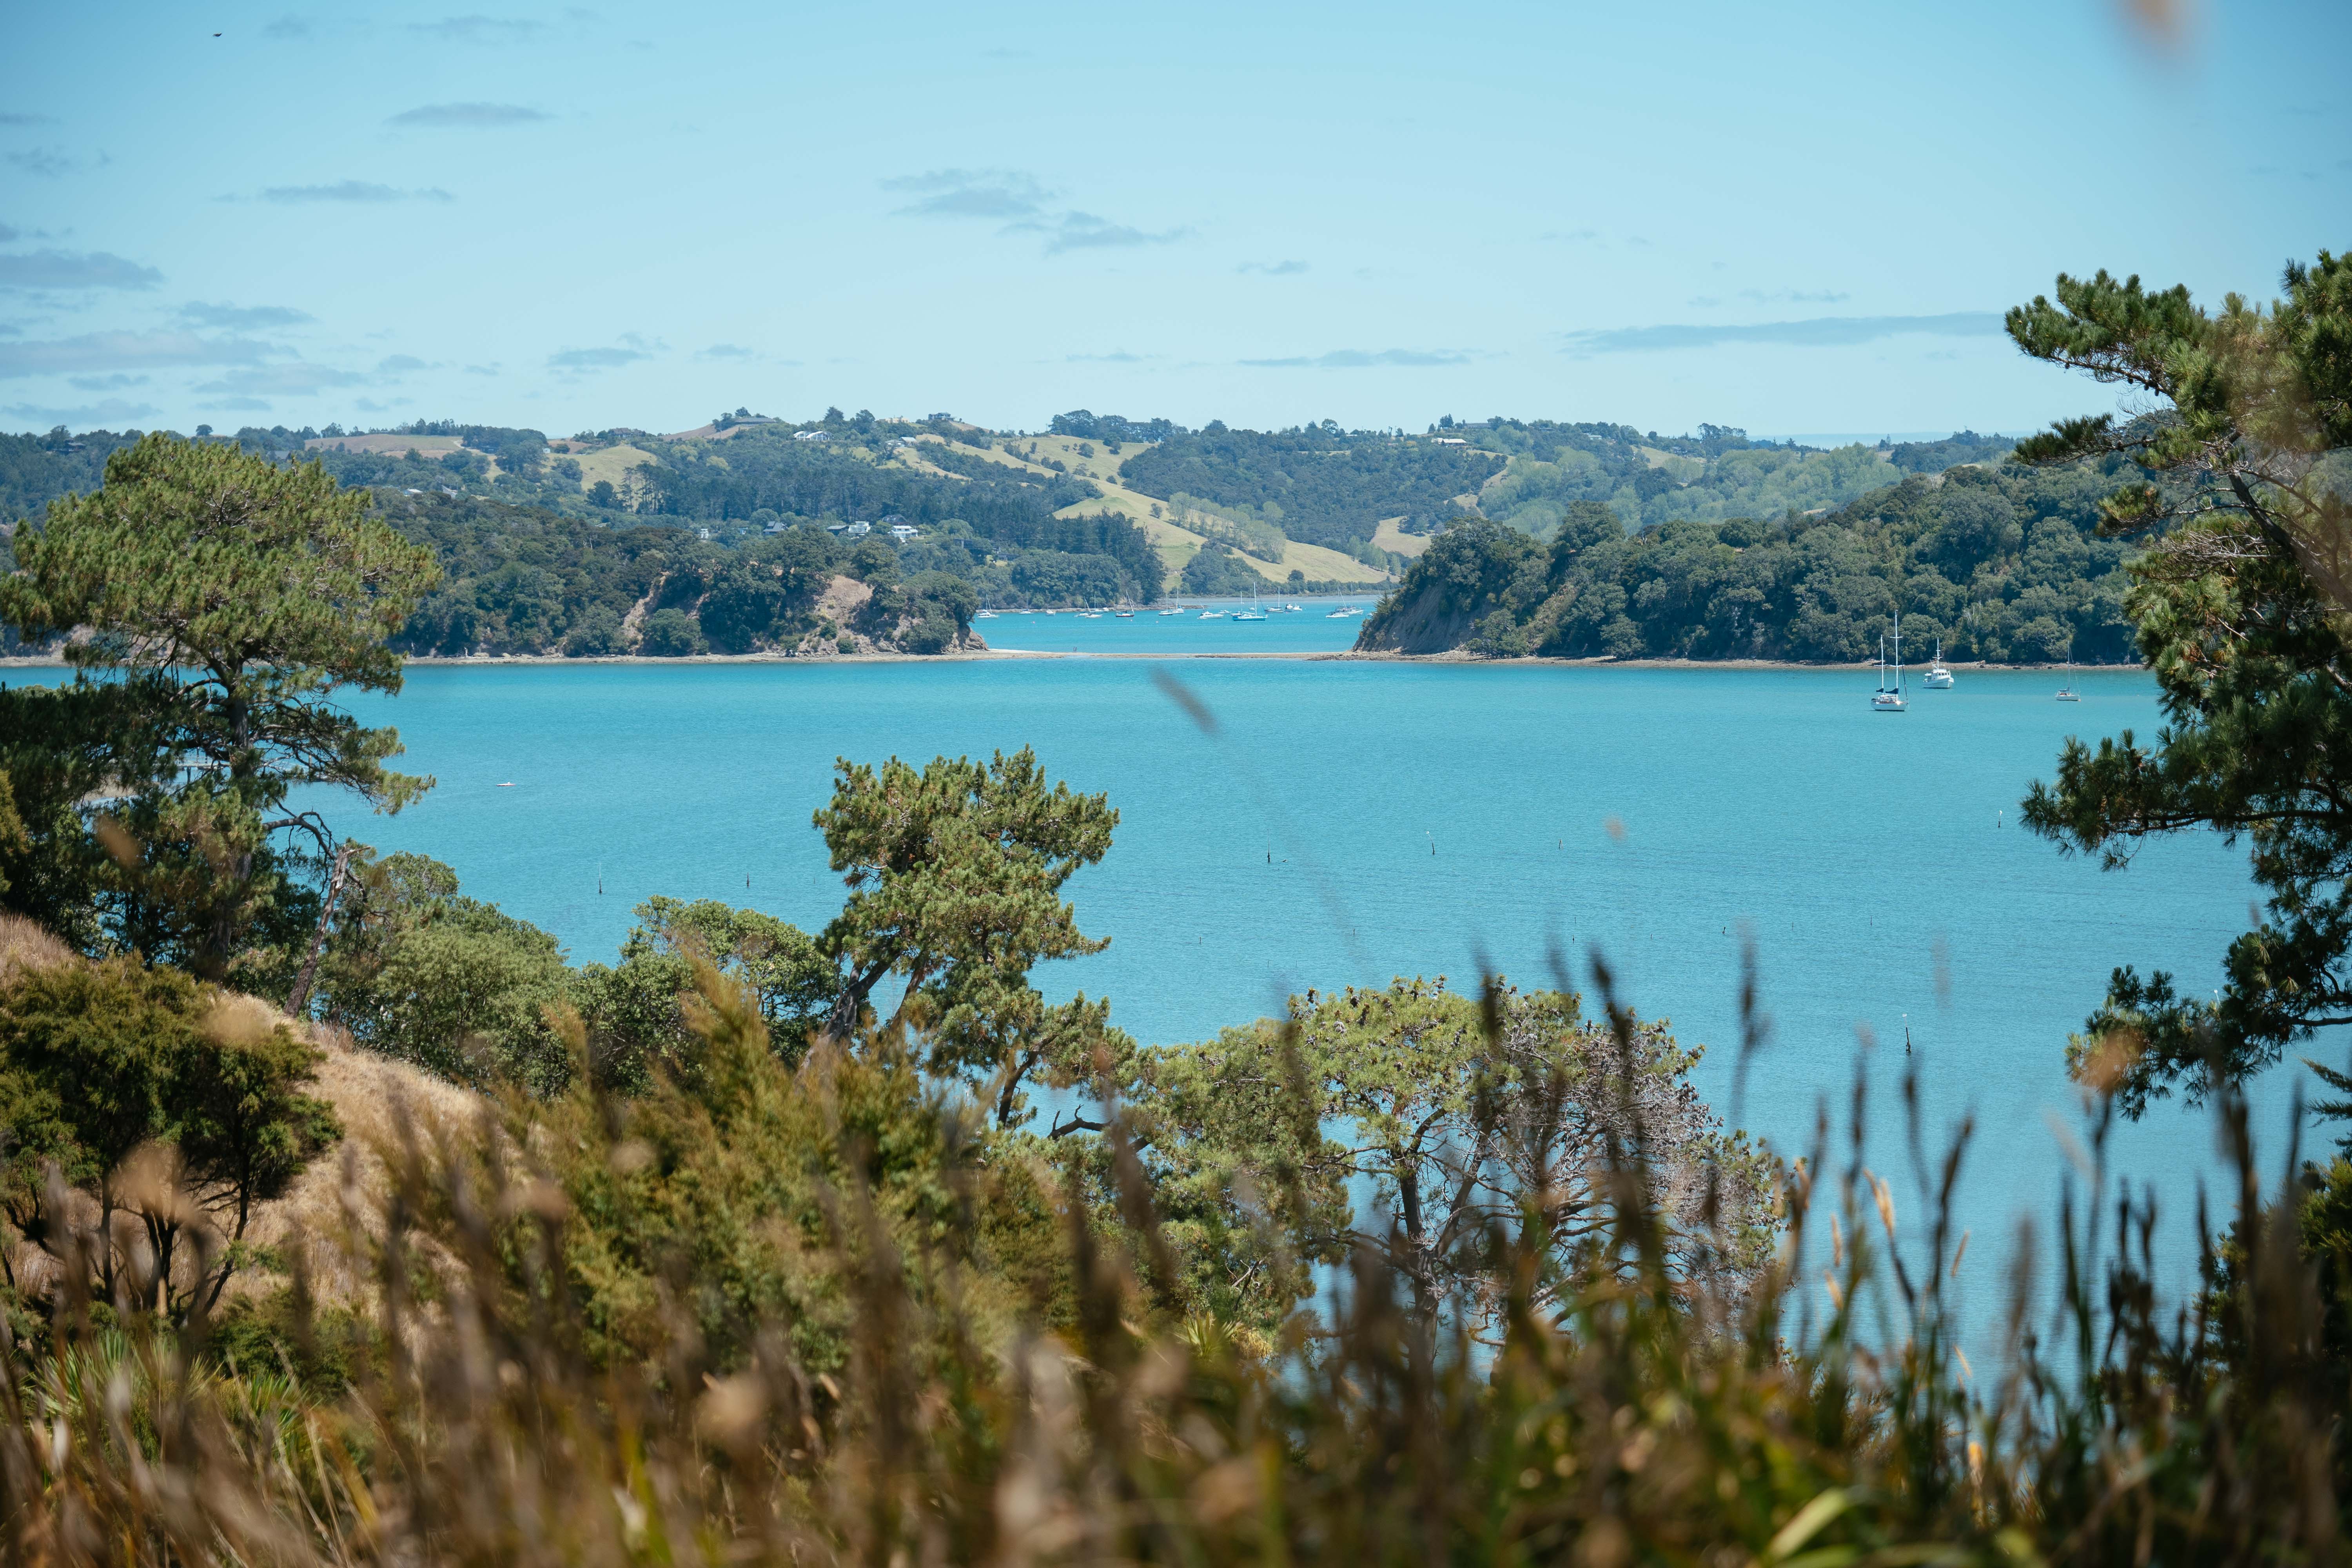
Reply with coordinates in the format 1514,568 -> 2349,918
1232,586 -> 1268,622
1872,613 -> 1907,712
2056,641 -> 2080,702
1923,636 -> 1953,688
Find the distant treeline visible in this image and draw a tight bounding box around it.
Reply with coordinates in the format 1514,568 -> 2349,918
1121,422 -> 1506,549
382,493 -> 979,656
1356,453 -> 2136,664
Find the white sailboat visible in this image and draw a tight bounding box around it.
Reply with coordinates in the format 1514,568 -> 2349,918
2056,641 -> 2080,701
1872,613 -> 1907,712
1923,636 -> 1953,689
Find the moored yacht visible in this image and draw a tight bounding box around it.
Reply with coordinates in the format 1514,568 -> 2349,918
1872,613 -> 1907,712
1923,637 -> 1953,688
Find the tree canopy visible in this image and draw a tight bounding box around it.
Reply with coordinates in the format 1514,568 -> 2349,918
0,434 -> 439,983
2012,254 -> 2352,1114
813,747 -> 1124,1122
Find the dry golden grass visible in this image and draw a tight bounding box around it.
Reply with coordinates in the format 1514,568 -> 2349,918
237,1025 -> 487,1307
0,912 -> 72,985
0,914 -> 485,1309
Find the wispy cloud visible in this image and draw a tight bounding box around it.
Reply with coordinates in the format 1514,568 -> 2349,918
693,343 -> 755,361
3,398 -> 162,427
883,168 -> 1049,221
260,180 -> 455,203
0,112 -> 56,127
1737,287 -> 1851,305
262,16 -> 311,38
1536,228 -> 1602,244
0,330 -> 271,379
548,334 -> 660,373
66,373 -> 147,391
0,249 -> 163,291
1067,350 -> 1156,363
1237,260 -> 1309,276
386,102 -> 550,128
1020,212 -> 1189,254
1559,312 -> 2005,356
884,169 -> 1187,256
407,15 -> 541,41
7,147 -> 107,178
549,346 -> 646,370
177,301 -> 314,329
1241,348 -> 1474,369
464,363 -> 501,376
194,362 -> 371,396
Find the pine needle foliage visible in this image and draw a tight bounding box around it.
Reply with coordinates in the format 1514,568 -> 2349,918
2010,254 -> 2352,1114
0,434 -> 440,982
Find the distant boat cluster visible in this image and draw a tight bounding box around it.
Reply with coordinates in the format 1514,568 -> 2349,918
976,600 -> 1365,623
1873,612 -> 2079,708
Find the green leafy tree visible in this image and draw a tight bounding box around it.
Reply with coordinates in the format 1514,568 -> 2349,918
813,748 -> 1122,1122
638,607 -> 702,656
0,434 -> 438,984
2009,254 -> 2352,1114
572,895 -> 835,1089
1122,978 -> 1779,1335
0,958 -> 338,1314
310,852 -> 571,1093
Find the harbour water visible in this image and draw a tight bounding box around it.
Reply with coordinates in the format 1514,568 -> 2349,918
337,653 -> 2305,1313
14,638 -> 2310,1325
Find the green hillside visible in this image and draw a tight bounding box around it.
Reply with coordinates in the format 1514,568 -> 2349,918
3,411 -> 2024,642
1356,451 -> 2136,664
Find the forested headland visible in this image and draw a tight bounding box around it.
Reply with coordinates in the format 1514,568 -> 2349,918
0,254 -> 2348,1559
4,407 -> 2030,657
1355,444 -> 2160,662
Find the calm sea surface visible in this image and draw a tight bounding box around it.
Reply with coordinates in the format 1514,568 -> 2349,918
12,606 -> 2312,1325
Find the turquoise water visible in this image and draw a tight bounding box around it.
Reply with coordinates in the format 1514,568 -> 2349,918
342,658 -> 2305,1301
13,652 -> 2310,1321
977,595 -> 1378,655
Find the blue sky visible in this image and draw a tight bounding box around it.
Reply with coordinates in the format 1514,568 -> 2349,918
2,0 -> 2344,439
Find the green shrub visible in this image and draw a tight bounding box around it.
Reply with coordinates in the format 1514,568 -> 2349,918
639,607 -> 704,656
0,956 -> 338,1315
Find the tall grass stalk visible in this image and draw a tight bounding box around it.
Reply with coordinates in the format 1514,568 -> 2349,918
0,960 -> 2341,1565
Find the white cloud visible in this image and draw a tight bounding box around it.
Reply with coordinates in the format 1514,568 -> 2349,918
0,248 -> 162,291
0,330 -> 271,378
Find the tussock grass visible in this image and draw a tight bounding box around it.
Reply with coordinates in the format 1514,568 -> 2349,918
0,960 -> 2339,1565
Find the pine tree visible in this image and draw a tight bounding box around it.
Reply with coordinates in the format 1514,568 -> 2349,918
0,434 -> 439,982
2010,254 -> 2352,1114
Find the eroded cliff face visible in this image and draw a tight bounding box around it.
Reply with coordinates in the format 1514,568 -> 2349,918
1351,583 -> 1470,655
807,575 -> 987,656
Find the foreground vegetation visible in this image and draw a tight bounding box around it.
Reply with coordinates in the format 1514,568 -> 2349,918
0,253 -> 2347,1561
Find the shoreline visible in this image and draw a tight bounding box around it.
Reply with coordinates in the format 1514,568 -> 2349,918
2,650 -> 2143,673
